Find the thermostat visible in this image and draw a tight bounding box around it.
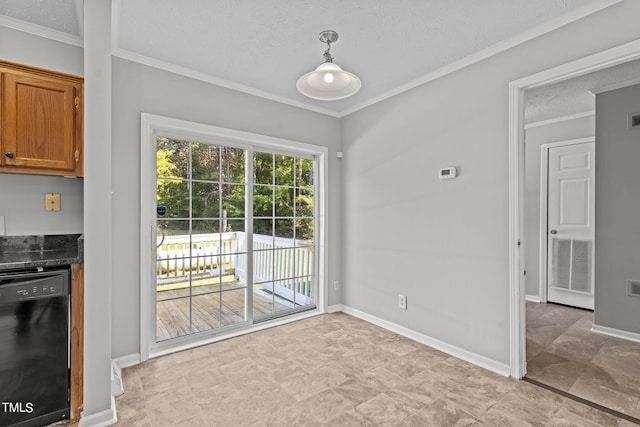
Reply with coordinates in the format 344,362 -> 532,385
439,167 -> 457,180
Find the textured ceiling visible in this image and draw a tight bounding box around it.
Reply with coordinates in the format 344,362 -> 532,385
0,0 -> 625,116
116,0 -> 599,115
0,0 -> 81,36
525,59 -> 640,124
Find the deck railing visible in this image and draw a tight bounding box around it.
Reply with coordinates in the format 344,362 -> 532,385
156,232 -> 314,305
156,232 -> 243,284
248,234 -> 314,305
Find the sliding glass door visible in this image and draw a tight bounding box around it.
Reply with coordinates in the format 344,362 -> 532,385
153,136 -> 317,345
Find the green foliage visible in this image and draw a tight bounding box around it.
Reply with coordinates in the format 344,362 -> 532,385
155,138 -> 314,240
156,138 -> 189,231
156,147 -> 177,178
253,152 -> 272,185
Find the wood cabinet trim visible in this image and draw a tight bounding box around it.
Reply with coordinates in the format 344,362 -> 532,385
0,60 -> 83,84
70,263 -> 84,422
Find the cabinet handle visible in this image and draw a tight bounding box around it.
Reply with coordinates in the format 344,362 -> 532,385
5,152 -> 14,159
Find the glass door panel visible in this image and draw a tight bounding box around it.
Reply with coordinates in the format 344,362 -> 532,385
252,152 -> 316,320
155,137 -> 248,343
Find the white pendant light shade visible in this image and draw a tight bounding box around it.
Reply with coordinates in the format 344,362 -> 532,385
297,62 -> 361,100
297,31 -> 361,101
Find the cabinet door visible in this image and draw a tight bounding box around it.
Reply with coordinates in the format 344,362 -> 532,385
2,72 -> 80,173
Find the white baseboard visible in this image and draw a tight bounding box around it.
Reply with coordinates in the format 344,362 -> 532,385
337,305 -> 511,377
113,353 -> 141,369
327,304 -> 344,313
525,295 -> 541,303
79,396 -> 117,427
111,361 -> 124,397
111,354 -> 141,398
592,324 -> 640,344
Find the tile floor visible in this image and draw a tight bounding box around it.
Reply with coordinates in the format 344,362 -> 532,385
526,301 -> 640,421
114,312 -> 637,426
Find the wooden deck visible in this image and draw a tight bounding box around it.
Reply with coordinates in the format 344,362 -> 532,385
155,233 -> 315,341
156,281 -> 296,342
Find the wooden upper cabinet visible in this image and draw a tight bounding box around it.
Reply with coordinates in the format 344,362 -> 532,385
1,61 -> 83,176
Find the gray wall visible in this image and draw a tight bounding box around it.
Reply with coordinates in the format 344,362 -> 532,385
0,26 -> 84,236
340,1 -> 640,365
524,115 -> 595,297
0,174 -> 83,235
594,83 -> 640,334
0,26 -> 83,76
111,58 -> 342,359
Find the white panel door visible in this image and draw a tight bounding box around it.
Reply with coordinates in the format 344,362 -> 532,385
547,141 -> 595,309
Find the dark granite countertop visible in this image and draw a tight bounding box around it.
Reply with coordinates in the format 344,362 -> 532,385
0,234 -> 83,271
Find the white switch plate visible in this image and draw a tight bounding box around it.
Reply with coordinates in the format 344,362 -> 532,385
0,216 -> 5,235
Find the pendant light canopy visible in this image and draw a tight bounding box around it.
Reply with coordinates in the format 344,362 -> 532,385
297,30 -> 361,101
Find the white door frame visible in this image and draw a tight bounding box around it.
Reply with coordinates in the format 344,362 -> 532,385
508,38 -> 640,379
139,113 -> 329,361
538,137 -> 595,304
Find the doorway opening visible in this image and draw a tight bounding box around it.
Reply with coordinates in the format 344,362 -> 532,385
509,39 -> 640,420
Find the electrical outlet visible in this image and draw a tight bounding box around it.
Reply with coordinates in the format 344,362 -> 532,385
398,294 -> 407,310
333,280 -> 339,291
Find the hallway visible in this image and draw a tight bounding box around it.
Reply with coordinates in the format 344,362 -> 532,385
527,301 -> 640,420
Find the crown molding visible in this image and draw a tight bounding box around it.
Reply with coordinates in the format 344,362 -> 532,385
337,0 -> 623,117
0,14 -> 83,47
1,0 -> 623,119
110,0 -> 623,119
112,48 -> 341,118
590,76 -> 640,95
524,110 -> 595,129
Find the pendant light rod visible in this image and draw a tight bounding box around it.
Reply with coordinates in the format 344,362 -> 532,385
319,30 -> 338,63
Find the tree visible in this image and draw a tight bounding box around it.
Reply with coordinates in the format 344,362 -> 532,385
154,138 -> 314,240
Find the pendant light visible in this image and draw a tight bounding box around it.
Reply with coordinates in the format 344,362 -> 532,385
297,30 -> 361,101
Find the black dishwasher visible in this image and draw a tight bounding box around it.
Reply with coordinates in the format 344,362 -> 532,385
0,268 -> 70,427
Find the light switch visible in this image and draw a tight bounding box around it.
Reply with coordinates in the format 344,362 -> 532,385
45,193 -> 61,211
